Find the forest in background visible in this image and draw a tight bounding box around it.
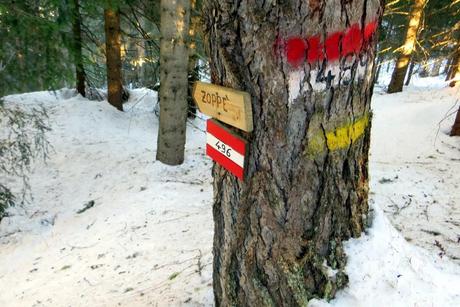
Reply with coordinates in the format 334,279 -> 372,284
0,0 -> 206,99
2,0 -> 460,258
1,0 -> 459,99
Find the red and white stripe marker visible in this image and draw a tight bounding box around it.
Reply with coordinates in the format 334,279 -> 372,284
206,119 -> 247,180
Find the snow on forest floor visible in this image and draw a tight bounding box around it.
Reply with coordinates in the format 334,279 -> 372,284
0,90 -> 214,306
1,76 -> 460,306
371,76 -> 460,264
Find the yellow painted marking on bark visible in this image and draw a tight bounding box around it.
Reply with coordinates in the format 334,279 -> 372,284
305,114 -> 370,156
325,115 -> 369,151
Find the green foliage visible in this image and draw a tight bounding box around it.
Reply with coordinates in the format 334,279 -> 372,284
380,0 -> 460,64
0,0 -> 208,96
0,0 -> 74,97
422,0 -> 460,58
0,98 -> 50,220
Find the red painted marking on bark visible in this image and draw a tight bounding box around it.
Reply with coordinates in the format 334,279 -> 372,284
307,36 -> 323,63
325,32 -> 342,61
280,20 -> 378,67
285,38 -> 307,68
342,23 -> 363,56
364,20 -> 378,43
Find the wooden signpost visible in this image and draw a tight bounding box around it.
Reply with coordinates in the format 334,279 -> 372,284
193,81 -> 253,132
193,81 -> 252,179
206,119 -> 247,180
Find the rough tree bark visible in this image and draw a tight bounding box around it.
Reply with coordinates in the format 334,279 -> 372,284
156,0 -> 190,165
203,0 -> 384,305
104,5 -> 123,111
72,0 -> 85,97
387,0 -> 426,93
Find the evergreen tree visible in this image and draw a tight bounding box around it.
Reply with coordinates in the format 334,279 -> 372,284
203,0 -> 384,304
156,0 -> 190,165
388,0 -> 427,93
0,1 -> 74,97
104,1 -> 123,110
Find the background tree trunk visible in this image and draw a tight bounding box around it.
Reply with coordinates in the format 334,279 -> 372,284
187,0 -> 199,119
430,58 -> 442,77
374,57 -> 383,84
449,46 -> 460,87
104,6 -> 123,111
405,61 -> 415,86
72,0 -> 85,97
442,57 -> 452,76
156,0 -> 190,165
387,0 -> 426,93
203,0 -> 383,305
451,107 -> 460,136
419,61 -> 429,77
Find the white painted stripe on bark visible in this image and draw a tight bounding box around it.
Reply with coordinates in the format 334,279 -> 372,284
206,133 -> 245,167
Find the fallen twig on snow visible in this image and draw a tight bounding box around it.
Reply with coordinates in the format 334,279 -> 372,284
76,200 -> 95,214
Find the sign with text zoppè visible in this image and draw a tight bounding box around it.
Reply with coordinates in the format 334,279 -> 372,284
193,81 -> 253,132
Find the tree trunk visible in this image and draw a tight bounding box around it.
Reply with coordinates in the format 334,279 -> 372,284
374,57 -> 382,84
187,0 -> 199,119
405,61 -> 415,86
387,0 -> 426,93
443,57 -> 452,76
451,107 -> 460,136
430,59 -> 442,77
419,60 -> 430,77
203,1 -> 384,305
156,0 -> 190,165
72,0 -> 85,97
449,47 -> 460,86
104,6 -> 123,111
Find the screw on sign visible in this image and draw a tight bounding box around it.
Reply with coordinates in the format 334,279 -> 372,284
206,119 -> 247,180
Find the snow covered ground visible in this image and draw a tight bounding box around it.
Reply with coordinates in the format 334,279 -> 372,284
0,90 -> 214,306
1,76 -> 459,306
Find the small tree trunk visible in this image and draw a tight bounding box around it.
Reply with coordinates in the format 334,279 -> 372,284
156,0 -> 190,165
187,0 -> 199,119
419,60 -> 430,77
405,61 -> 415,86
72,0 -> 85,97
204,1 -> 384,305
387,0 -> 426,93
451,107 -> 460,136
443,57 -> 452,75
430,59 -> 442,77
375,57 -> 382,84
104,6 -> 123,111
448,48 -> 460,85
